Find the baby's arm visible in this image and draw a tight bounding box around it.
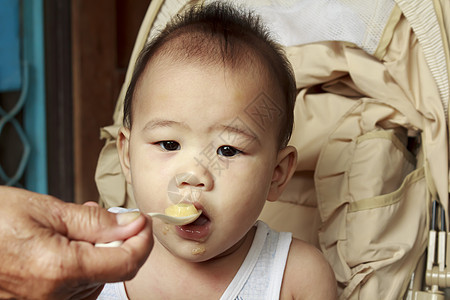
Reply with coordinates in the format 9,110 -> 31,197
281,238 -> 337,299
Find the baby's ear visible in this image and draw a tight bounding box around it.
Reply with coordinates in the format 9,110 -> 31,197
267,146 -> 297,202
117,127 -> 132,184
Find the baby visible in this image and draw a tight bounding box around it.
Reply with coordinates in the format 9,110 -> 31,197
99,2 -> 336,299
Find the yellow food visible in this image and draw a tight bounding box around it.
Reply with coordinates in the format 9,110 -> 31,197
191,246 -> 206,255
165,203 -> 198,217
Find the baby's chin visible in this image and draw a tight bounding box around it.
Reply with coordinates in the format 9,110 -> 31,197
159,235 -> 241,263
165,242 -> 213,262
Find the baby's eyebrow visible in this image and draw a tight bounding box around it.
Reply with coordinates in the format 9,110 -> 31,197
142,120 -> 260,144
142,119 -> 189,131
216,124 -> 260,145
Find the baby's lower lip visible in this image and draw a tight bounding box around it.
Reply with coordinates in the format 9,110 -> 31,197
175,214 -> 210,241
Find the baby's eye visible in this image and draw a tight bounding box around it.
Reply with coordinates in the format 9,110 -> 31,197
158,141 -> 180,151
217,145 -> 241,157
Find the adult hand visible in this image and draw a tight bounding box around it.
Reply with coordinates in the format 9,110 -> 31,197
0,186 -> 153,300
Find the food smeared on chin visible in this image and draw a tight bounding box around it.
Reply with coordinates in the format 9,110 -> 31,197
191,246 -> 206,255
165,203 -> 198,217
163,225 -> 170,235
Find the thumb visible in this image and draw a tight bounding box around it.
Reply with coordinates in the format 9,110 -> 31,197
47,202 -> 153,284
56,202 -> 147,244
70,215 -> 153,283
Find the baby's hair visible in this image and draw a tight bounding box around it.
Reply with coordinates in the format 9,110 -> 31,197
123,2 -> 296,148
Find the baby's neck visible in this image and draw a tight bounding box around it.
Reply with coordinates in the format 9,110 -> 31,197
125,227 -> 257,299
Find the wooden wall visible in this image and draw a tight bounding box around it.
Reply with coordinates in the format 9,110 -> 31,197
70,0 -> 151,203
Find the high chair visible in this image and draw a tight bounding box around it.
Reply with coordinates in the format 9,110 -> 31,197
95,1 -> 450,298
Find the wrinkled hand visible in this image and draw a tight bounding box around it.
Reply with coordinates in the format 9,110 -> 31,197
0,186 -> 153,300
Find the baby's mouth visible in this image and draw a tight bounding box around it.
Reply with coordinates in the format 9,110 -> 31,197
184,202 -> 209,226
189,212 -> 209,226
176,209 -> 211,241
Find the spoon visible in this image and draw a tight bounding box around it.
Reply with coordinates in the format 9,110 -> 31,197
147,210 -> 202,226
95,210 -> 202,248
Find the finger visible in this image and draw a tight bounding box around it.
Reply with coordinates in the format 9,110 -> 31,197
57,203 -> 147,243
8,188 -> 145,244
66,284 -> 104,300
63,216 -> 153,283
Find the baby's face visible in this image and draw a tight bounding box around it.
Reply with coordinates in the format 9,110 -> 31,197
124,57 -> 283,261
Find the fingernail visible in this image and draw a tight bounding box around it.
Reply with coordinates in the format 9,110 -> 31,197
116,211 -> 141,225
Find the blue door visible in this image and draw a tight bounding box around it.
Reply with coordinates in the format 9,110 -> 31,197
0,0 -> 47,193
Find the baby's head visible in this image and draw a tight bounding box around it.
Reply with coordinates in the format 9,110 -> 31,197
123,2 -> 296,149
118,2 -> 298,262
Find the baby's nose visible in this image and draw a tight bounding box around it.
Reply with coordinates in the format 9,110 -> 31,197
176,171 -> 212,190
167,172 -> 213,204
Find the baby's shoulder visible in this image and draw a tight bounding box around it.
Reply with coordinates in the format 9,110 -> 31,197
281,238 -> 337,299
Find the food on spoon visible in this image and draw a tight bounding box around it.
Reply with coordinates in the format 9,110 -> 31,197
165,203 -> 198,217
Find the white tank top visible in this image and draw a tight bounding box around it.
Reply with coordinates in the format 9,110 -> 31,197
98,220 -> 292,299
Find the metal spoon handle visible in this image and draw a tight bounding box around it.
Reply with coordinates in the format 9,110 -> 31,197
95,211 -> 201,248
